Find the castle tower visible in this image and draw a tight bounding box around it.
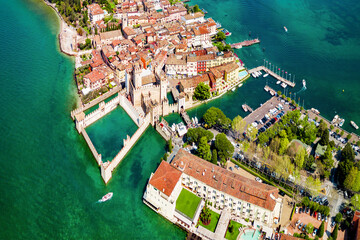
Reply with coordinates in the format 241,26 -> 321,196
122,13 -> 128,28
133,65 -> 142,89
160,77 -> 167,102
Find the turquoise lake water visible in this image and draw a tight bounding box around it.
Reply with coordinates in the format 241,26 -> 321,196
0,0 -> 184,239
1,0 -> 360,238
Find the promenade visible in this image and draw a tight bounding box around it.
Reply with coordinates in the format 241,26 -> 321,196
249,66 -> 295,87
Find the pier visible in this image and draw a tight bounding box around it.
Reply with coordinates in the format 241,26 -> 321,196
264,85 -> 277,96
242,104 -> 253,113
249,66 -> 296,87
230,39 -> 260,49
180,110 -> 192,127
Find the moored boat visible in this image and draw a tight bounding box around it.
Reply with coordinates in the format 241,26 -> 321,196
351,121 -> 359,130
242,104 -> 248,112
281,82 -> 287,88
284,26 -> 288,32
339,118 -> 345,127
276,81 -> 281,85
98,192 -> 113,203
263,73 -> 269,78
331,115 -> 339,124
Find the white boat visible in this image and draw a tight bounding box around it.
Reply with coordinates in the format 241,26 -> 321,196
194,117 -> 198,124
231,87 -> 236,92
263,73 -> 269,78
351,121 -> 359,130
264,86 -> 269,92
339,119 -> 345,127
238,83 -> 243,87
98,192 -> 113,203
251,73 -> 256,78
331,115 -> 339,124
284,26 -> 288,32
276,81 -> 281,85
281,83 -> 287,88
258,71 -> 262,76
302,79 -> 306,88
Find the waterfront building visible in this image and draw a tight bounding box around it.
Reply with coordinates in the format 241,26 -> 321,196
181,12 -> 205,25
143,149 -> 283,227
87,3 -> 105,24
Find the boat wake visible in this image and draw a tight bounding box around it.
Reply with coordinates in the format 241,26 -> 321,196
296,86 -> 307,94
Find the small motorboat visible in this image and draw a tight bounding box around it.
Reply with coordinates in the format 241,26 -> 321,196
281,82 -> 287,88
351,121 -> 359,130
284,26 -> 288,32
98,192 -> 113,203
276,81 -> 281,85
263,73 -> 269,78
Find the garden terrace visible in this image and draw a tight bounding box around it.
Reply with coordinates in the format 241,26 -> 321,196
176,188 -> 201,220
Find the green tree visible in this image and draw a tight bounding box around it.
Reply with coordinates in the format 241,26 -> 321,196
279,137 -> 289,155
246,125 -> 258,141
215,133 -> 234,159
168,139 -> 173,152
306,223 -> 314,234
200,201 -> 211,225
319,129 -> 329,145
306,176 -> 321,196
197,137 -> 211,161
232,115 -> 246,139
193,4 -> 201,12
194,82 -> 210,101
351,194 -> 360,210
343,167 -> 358,190
211,149 -> 218,165
258,133 -> 270,146
215,31 -> 226,41
331,224 -> 338,240
294,147 -> 306,169
203,107 -> 231,129
341,143 -> 355,161
335,213 -> 342,223
318,221 -> 325,237
186,127 -> 214,144
346,134 -> 352,140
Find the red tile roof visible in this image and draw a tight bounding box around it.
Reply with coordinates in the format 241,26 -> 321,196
149,161 -> 182,197
171,149 -> 279,211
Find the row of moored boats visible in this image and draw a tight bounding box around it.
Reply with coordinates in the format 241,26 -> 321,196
332,115 -> 359,130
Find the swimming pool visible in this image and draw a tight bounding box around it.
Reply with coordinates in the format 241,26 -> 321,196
239,70 -> 249,79
239,229 -> 261,240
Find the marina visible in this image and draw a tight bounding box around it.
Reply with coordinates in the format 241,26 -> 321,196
264,85 -> 277,96
248,66 -> 296,87
230,38 -> 260,49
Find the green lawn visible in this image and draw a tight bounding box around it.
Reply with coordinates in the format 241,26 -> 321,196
176,188 -> 201,219
199,209 -> 220,232
225,220 -> 243,240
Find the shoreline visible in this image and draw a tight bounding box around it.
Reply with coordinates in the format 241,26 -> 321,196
43,0 -> 77,57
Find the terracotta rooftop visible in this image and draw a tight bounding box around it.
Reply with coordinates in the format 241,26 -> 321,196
84,69 -> 105,83
100,30 -> 123,41
171,149 -> 278,211
88,3 -> 104,16
149,161 -> 182,197
183,12 -> 204,21
279,234 -> 302,240
179,74 -> 210,89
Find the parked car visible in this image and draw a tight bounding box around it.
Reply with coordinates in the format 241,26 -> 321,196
331,221 -> 336,228
229,167 -> 233,171
295,207 -> 299,214
312,229 -> 317,237
318,213 -> 321,221
295,220 -> 300,226
298,223 -> 303,230
234,165 -> 239,170
255,177 -> 262,183
325,216 -> 328,222
306,207 -> 310,214
302,224 -> 307,232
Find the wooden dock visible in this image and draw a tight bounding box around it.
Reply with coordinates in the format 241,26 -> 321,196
242,104 -> 253,113
264,85 -> 277,96
249,66 -> 296,87
180,110 -> 192,127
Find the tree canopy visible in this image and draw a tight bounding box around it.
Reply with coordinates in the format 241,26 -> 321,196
215,133 -> 234,159
232,115 -> 246,138
203,107 -> 231,130
186,127 -> 214,144
197,137 -> 211,161
194,82 -> 210,101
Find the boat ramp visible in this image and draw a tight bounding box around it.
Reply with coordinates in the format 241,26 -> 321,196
249,66 -> 296,87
